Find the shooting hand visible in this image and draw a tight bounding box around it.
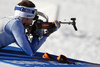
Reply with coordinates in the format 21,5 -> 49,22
31,20 -> 43,38
46,20 -> 61,36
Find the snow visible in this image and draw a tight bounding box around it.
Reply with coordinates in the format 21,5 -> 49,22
0,0 -> 100,66
0,62 -> 18,67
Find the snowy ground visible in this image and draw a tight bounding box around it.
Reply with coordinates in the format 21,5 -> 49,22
0,0 -> 100,66
36,0 -> 100,64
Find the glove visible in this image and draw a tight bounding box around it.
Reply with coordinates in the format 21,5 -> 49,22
45,20 -> 61,36
31,20 -> 44,38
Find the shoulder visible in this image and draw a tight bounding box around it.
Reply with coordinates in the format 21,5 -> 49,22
5,16 -> 23,28
4,16 -> 24,34
10,16 -> 22,23
7,16 -> 23,27
1,16 -> 22,25
7,16 -> 24,30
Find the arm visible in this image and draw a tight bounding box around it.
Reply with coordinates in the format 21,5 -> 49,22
11,20 -> 35,56
11,20 -> 47,56
32,36 -> 47,52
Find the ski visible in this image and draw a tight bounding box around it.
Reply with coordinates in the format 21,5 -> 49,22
0,46 -> 100,67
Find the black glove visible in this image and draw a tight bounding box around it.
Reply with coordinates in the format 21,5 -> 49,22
31,20 -> 43,38
47,20 -> 61,33
45,20 -> 61,36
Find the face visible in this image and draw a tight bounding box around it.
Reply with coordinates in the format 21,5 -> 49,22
21,18 -> 33,26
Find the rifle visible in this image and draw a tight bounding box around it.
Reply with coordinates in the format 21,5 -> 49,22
25,18 -> 78,31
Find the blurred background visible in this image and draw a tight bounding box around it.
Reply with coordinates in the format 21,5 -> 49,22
0,0 -> 100,64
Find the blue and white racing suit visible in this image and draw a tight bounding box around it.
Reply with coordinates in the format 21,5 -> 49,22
0,16 -> 47,56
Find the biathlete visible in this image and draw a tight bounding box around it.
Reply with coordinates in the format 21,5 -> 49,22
0,0 -> 60,56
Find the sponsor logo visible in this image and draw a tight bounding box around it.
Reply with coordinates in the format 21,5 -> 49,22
26,15 -> 34,17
